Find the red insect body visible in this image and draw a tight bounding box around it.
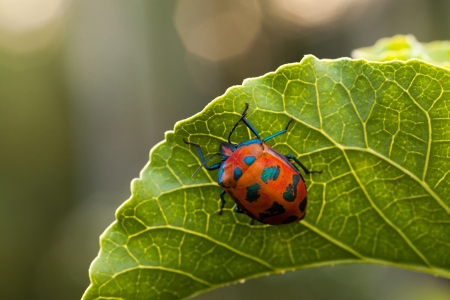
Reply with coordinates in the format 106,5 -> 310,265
219,142 -> 307,225
184,103 -> 320,225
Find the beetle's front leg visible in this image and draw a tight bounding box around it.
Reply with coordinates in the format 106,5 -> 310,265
184,139 -> 222,172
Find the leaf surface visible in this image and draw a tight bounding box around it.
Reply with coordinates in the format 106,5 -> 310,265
83,54 -> 450,300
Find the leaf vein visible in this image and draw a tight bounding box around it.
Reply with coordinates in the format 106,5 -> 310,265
343,149 -> 432,267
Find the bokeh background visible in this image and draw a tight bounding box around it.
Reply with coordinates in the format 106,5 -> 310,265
1,0 -> 450,299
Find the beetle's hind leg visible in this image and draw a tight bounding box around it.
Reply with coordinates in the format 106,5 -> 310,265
285,154 -> 322,175
234,205 -> 245,214
219,190 -> 227,215
233,204 -> 257,225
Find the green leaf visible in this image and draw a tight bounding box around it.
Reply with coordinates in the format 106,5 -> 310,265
83,54 -> 450,299
352,34 -> 450,67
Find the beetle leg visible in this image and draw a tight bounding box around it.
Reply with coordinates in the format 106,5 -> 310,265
234,205 -> 245,214
190,153 -> 222,178
262,117 -> 293,142
228,103 -> 261,144
285,154 -> 322,175
184,139 -> 222,172
219,190 -> 226,215
241,116 -> 261,140
234,205 -> 257,225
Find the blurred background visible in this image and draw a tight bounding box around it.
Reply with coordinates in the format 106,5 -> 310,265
1,0 -> 450,299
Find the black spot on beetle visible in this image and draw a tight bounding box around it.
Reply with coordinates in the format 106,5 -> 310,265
299,196 -> 307,212
283,215 -> 298,224
245,183 -> 261,202
283,174 -> 300,202
259,202 -> 285,220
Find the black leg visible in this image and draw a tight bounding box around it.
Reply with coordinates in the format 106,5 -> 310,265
190,153 -> 222,178
241,117 -> 261,139
234,204 -> 257,225
285,154 -> 322,175
262,117 -> 293,142
234,205 -> 245,214
219,190 -> 226,215
228,103 -> 261,144
183,139 -> 221,171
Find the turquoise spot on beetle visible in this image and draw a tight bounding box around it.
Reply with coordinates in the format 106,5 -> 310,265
283,174 -> 300,202
233,167 -> 243,181
245,183 -> 261,202
243,156 -> 256,166
260,165 -> 280,184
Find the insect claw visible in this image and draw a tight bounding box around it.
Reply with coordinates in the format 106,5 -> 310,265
285,117 -> 294,130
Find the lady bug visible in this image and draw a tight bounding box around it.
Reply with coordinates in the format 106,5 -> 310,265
184,103 -> 321,225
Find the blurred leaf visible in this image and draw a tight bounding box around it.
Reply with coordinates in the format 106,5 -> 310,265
83,55 -> 450,300
352,34 -> 450,67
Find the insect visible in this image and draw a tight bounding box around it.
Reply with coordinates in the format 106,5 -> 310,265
184,103 -> 321,225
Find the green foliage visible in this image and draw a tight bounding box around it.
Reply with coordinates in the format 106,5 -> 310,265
83,37 -> 450,300
352,34 -> 450,67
